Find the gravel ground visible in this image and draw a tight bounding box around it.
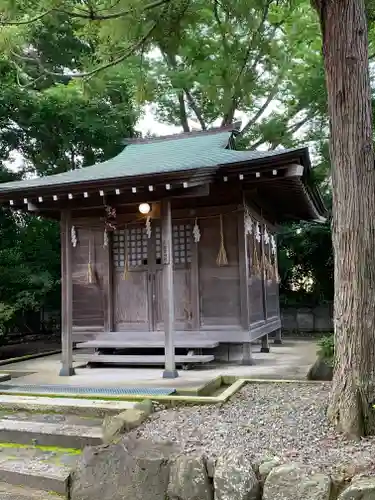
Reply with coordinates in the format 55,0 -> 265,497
138,383 -> 375,477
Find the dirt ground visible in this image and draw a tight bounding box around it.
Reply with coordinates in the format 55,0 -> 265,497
0,338 -> 61,361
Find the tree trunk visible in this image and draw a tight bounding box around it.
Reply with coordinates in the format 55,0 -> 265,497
313,0 -> 375,437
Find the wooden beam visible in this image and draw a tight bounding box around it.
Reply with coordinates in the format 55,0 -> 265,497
237,211 -> 250,330
161,199 -> 178,379
103,231 -> 114,332
261,227 -> 268,322
190,220 -> 200,330
59,210 -> 75,376
15,184 -> 210,212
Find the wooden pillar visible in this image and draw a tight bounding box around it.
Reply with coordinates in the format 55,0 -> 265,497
238,211 -> 250,329
240,342 -> 253,365
103,230 -> 114,332
260,334 -> 270,353
190,220 -> 200,330
274,328 -> 283,344
274,234 -> 282,345
161,199 -> 178,379
59,210 -> 75,376
261,225 -> 268,321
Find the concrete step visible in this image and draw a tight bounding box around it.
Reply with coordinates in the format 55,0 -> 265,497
75,353 -> 215,365
0,444 -> 79,495
0,395 -> 138,417
0,481 -> 63,499
76,339 -> 219,349
0,418 -> 102,449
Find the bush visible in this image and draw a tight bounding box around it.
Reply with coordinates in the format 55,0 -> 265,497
317,334 -> 334,364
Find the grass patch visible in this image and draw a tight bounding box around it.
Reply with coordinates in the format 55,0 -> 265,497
317,334 -> 334,366
0,442 -> 81,455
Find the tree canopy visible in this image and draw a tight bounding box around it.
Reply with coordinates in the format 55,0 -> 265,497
0,11 -> 138,334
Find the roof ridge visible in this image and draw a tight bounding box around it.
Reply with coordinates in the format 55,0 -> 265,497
122,122 -> 241,145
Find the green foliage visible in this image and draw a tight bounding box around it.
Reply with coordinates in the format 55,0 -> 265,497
0,303 -> 15,335
317,334 -> 334,364
0,0 -> 340,326
0,0 -> 328,150
0,11 -> 137,336
0,206 -> 61,332
278,219 -> 333,306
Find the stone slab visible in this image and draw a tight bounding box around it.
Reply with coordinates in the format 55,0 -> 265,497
0,444 -> 78,495
75,354 -> 215,365
77,339 -> 219,349
0,395 -> 137,417
0,481 -> 63,499
0,419 -> 102,449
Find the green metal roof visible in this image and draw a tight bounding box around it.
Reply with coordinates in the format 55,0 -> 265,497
0,129 -> 306,194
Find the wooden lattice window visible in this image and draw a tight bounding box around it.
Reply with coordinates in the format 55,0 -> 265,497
113,227 -> 148,268
155,226 -> 162,263
112,230 -> 125,268
113,223 -> 192,268
173,223 -> 192,265
155,223 -> 192,265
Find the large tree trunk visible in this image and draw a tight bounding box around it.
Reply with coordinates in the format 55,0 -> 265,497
313,0 -> 375,437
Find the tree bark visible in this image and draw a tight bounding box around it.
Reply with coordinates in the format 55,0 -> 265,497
177,92 -> 190,132
312,0 -> 375,437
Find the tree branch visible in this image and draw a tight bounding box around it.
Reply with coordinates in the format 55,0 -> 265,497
57,0 -> 171,21
1,0 -> 170,25
161,49 -> 207,131
249,114 -> 313,150
183,89 -> 207,130
221,0 -> 273,126
240,77 -> 282,136
12,22 -> 158,80
178,92 -> 190,132
0,9 -> 53,25
233,0 -> 273,89
213,0 -> 231,60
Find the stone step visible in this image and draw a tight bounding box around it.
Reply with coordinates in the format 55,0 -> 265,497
0,419 -> 102,449
76,339 -> 219,349
0,444 -> 79,495
75,353 -> 215,365
0,395 -> 138,417
0,481 -> 63,499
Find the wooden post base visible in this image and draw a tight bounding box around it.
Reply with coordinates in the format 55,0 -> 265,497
260,334 -> 270,353
274,329 -> 283,344
162,369 -> 179,379
59,367 -> 76,377
240,342 -> 253,365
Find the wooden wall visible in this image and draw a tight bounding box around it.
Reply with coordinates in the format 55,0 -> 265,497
67,202 -> 280,339
247,229 -> 265,325
198,212 -> 241,328
70,222 -> 109,339
245,208 -> 280,331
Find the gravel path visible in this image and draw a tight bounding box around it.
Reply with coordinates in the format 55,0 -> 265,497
138,383 -> 375,477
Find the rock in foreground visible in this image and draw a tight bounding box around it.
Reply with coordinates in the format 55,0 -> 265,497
70,436 -> 179,500
214,450 -> 260,500
168,454 -> 213,500
263,463 -> 331,500
339,476 -> 375,499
